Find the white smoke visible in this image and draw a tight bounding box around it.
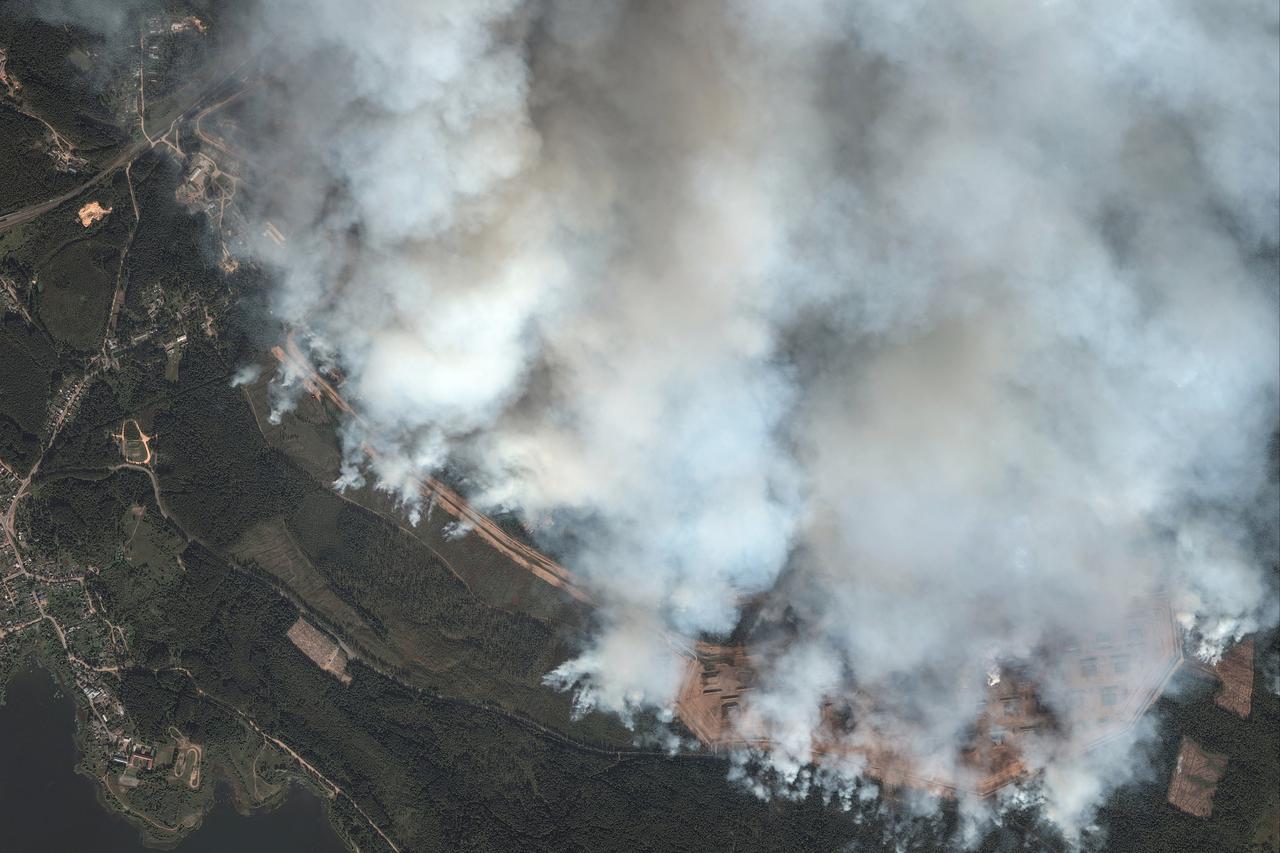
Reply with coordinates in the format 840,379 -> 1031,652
204,0 -> 1280,839
229,363 -> 263,388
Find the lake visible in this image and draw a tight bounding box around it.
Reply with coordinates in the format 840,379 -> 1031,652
0,660 -> 349,852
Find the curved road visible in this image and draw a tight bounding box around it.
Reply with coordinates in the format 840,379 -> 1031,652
0,61 -> 252,236
0,140 -> 144,234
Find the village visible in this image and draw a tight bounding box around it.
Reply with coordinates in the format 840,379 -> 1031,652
0,9 -> 346,837
0,408 -> 203,799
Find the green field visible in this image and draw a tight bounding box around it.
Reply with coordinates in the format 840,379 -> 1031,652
35,237 -> 116,350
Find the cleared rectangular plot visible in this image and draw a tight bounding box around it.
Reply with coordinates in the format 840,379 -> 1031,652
286,616 -> 351,685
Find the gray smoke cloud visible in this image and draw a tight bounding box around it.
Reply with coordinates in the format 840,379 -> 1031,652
12,0 -> 152,36
244,0 -> 1279,833
57,0 -> 1279,839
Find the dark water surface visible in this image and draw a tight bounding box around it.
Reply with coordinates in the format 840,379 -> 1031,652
0,661 -> 348,852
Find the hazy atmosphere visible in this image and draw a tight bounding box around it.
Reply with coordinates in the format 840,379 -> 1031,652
7,0 -> 1278,847
232,0 -> 1280,831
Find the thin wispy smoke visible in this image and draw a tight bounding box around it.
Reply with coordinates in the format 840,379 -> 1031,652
43,0 -> 1280,839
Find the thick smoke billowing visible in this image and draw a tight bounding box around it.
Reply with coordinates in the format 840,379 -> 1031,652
61,0 -> 1278,837
243,0 -> 1280,830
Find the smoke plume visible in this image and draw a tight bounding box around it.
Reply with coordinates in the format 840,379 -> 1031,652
243,0 -> 1280,831
65,0 -> 1280,838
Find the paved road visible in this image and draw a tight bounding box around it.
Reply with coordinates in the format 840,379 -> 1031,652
0,62 -> 251,236
0,144 -> 139,234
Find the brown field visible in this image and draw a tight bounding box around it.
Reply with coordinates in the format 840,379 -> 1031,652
232,516 -> 482,676
231,518 -> 406,670
675,597 -> 1186,798
1213,638 -> 1254,719
230,515 -> 607,745
1167,737 -> 1228,818
239,369 -> 578,626
286,616 -> 351,685
674,642 -> 1036,797
77,200 -> 111,227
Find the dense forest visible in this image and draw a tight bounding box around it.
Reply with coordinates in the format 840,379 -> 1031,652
1,5 -> 1276,852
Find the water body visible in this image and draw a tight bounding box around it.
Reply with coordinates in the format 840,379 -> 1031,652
0,660 -> 348,852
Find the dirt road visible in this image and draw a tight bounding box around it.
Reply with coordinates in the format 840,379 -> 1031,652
272,336 -> 594,604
